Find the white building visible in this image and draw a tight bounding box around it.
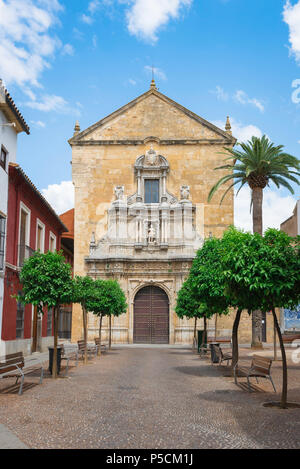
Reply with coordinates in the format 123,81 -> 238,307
0,80 -> 29,355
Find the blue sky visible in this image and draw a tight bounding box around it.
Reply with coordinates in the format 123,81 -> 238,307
0,0 -> 300,230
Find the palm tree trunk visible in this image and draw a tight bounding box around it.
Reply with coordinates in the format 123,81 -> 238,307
251,186 -> 263,349
272,308 -> 288,408
232,308 -> 242,371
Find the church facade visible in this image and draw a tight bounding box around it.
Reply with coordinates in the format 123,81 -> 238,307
69,82 -> 259,345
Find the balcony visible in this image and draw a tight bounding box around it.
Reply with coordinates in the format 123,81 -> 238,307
18,244 -> 35,267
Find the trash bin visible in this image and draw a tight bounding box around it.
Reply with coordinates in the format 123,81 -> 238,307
210,343 -> 220,364
197,330 -> 207,353
48,345 -> 63,375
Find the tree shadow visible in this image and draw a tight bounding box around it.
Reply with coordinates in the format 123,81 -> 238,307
174,365 -> 219,378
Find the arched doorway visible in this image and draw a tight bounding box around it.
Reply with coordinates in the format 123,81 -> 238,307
134,286 -> 169,344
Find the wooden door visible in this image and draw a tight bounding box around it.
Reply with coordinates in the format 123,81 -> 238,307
134,286 -> 169,344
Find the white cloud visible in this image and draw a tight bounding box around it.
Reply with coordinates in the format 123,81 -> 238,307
283,0 -> 300,63
25,94 -> 81,115
42,181 -> 74,214
30,120 -> 46,128
144,65 -> 167,80
234,90 -> 265,112
129,78 -> 137,85
235,186 -> 297,233
81,13 -> 94,24
126,0 -> 193,42
81,0 -> 102,25
210,85 -> 229,101
212,118 -> 263,143
61,43 -> 74,56
88,0 -> 100,14
0,0 -> 63,88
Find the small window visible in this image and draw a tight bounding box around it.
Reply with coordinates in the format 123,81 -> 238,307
49,233 -> 56,253
0,146 -> 7,171
145,179 -> 159,204
47,308 -> 53,337
36,220 -> 45,252
16,293 -> 25,339
0,216 -> 5,270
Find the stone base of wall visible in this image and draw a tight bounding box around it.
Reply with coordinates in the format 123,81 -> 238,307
1,336 -> 54,357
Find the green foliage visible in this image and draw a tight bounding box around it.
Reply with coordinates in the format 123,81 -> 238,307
88,279 -> 127,318
19,251 -> 73,312
72,275 -> 97,308
189,237 -> 230,317
175,276 -> 205,320
221,227 -> 300,312
208,135 -> 300,204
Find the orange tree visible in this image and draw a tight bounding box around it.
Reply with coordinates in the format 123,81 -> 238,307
176,276 -> 211,349
89,279 -> 127,351
19,251 -> 73,378
221,228 -> 300,408
72,276 -> 97,364
187,238 -> 230,353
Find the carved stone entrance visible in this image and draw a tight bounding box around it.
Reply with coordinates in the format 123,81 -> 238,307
134,286 -> 169,344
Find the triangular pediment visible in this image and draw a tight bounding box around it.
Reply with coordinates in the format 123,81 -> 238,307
69,89 -> 236,145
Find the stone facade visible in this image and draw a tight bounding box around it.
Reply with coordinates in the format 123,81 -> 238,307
70,84 -> 275,344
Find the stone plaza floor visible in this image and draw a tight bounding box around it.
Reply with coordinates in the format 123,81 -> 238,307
0,345 -> 299,449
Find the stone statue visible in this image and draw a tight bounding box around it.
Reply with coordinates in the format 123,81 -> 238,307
180,185 -> 190,200
114,185 -> 125,201
148,224 -> 156,244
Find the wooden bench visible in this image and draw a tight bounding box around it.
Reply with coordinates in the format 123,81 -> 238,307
234,355 -> 276,393
282,334 -> 300,344
61,344 -> 79,376
94,338 -> 107,353
0,352 -> 44,395
211,344 -> 233,366
207,336 -> 232,344
77,340 -> 97,360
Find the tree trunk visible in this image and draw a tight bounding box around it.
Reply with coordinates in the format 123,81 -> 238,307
272,308 -> 288,408
214,314 -> 218,341
52,306 -> 58,379
203,316 -> 207,346
252,186 -> 263,235
251,186 -> 263,349
193,317 -> 197,350
98,314 -> 103,357
109,315 -> 112,350
82,305 -> 88,364
232,308 -> 242,371
273,316 -> 277,361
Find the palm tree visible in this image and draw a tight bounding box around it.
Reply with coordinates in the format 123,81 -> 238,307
208,135 -> 300,346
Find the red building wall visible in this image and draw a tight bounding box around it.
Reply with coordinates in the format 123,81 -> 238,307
2,165 -> 65,343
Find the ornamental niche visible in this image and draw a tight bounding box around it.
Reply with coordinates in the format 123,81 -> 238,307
87,146 -> 203,260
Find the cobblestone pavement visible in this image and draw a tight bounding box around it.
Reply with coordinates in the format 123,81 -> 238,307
0,346 -> 299,449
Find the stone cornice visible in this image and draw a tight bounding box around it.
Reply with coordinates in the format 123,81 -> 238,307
85,256 -> 194,263
70,138 -> 232,146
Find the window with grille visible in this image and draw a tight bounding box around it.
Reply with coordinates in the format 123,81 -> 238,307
47,308 -> 53,336
0,216 -> 5,270
16,293 -> 25,339
0,146 -> 7,171
144,179 -> 159,203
